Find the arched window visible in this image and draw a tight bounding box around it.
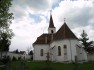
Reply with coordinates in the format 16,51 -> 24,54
64,45 -> 67,55
64,45 -> 67,48
51,30 -> 53,33
58,46 -> 61,56
63,45 -> 67,60
40,49 -> 43,56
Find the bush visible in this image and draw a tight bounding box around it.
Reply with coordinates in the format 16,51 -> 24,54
6,56 -> 11,61
18,56 -> 21,60
0,56 -> 11,64
12,56 -> 17,61
31,56 -> 33,60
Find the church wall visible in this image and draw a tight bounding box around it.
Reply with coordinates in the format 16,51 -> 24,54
33,44 -> 49,61
82,49 -> 88,61
82,48 -> 88,62
49,42 -> 58,61
50,39 -> 79,62
76,46 -> 88,62
69,39 -> 78,62
87,53 -> 94,61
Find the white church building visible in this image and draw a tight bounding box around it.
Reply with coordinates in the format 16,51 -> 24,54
33,15 -> 87,63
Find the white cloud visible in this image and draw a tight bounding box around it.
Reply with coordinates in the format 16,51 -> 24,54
52,0 -> 94,41
52,1 -> 94,28
9,0 -> 94,51
10,12 -> 48,51
72,25 -> 94,41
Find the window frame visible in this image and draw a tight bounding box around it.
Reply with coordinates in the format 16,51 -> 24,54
40,49 -> 43,56
58,46 -> 61,56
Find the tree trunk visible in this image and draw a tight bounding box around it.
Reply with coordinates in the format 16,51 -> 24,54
0,51 -> 3,59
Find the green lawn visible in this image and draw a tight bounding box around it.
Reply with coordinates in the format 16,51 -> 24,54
1,61 -> 94,70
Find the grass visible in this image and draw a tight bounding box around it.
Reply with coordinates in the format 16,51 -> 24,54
25,61 -> 74,70
1,61 -> 94,70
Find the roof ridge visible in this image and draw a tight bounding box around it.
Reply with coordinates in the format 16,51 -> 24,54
54,22 -> 78,40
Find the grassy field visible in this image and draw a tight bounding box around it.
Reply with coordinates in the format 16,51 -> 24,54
10,61 -> 74,70
1,61 -> 94,70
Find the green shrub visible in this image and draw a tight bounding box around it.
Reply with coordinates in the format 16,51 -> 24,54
12,56 -> 17,61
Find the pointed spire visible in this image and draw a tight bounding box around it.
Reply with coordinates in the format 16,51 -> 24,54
49,14 -> 55,28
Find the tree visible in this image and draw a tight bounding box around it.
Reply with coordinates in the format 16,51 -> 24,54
79,30 -> 94,53
28,50 -> 33,60
28,50 -> 33,55
15,49 -> 19,54
0,0 -> 14,58
13,49 -> 19,54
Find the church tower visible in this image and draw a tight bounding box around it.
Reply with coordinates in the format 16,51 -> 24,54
48,15 -> 56,34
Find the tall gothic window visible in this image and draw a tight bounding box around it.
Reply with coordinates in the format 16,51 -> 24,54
40,49 -> 43,56
58,46 -> 61,56
64,45 -> 67,60
64,45 -> 67,55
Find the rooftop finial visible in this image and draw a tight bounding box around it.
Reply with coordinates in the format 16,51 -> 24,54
50,9 -> 52,15
64,18 -> 66,22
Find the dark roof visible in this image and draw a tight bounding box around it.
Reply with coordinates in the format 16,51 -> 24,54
19,51 -> 26,54
49,15 -> 55,28
33,22 -> 78,45
33,34 -> 55,44
54,22 -> 78,40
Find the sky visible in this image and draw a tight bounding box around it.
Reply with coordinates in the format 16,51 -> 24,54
9,0 -> 94,52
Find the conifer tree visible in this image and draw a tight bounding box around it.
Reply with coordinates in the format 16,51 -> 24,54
79,30 -> 94,53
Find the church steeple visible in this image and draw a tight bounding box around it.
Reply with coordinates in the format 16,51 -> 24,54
49,15 -> 55,28
48,15 -> 56,34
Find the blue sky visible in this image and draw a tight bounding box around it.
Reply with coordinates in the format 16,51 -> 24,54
28,1 -> 61,23
91,23 -> 94,30
9,0 -> 94,51
52,1 -> 60,9
28,13 -> 42,23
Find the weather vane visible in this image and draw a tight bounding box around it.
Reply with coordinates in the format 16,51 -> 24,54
64,18 -> 66,22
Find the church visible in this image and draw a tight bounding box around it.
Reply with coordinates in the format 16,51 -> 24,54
33,15 -> 87,63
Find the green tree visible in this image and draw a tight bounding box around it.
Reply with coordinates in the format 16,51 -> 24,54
28,50 -> 33,60
79,30 -> 94,53
0,0 -> 14,58
28,50 -> 33,55
13,49 -> 19,54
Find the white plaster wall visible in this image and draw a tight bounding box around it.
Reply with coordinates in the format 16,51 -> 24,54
82,49 -> 88,61
50,39 -> 79,62
7,53 -> 20,60
7,52 -> 31,60
33,44 -> 49,61
87,54 -> 94,61
76,46 -> 88,62
33,39 -> 88,62
49,42 -> 57,61
69,39 -> 78,62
